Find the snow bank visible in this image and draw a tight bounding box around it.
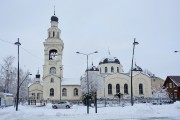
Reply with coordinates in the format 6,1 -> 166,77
0,102 -> 180,120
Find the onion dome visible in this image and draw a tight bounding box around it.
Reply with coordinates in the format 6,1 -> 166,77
99,57 -> 120,65
86,63 -> 99,72
51,15 -> 58,22
36,69 -> 40,78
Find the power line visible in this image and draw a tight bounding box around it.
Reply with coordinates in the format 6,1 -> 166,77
0,38 -> 43,62
0,38 -> 14,45
20,46 -> 43,61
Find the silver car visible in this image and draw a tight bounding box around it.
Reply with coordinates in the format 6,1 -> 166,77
52,101 -> 72,109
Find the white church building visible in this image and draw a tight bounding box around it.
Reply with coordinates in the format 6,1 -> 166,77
28,14 -> 164,104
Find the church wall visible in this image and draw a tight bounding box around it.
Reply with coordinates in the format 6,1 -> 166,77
61,85 -> 82,100
43,76 -> 60,100
133,74 -> 152,97
97,73 -> 152,99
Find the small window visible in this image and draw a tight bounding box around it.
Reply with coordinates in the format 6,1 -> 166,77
139,83 -> 143,95
62,88 -> 67,96
124,84 -> 128,94
50,88 -> 54,96
116,84 -> 120,93
111,67 -> 114,73
100,68 -> 101,73
108,84 -> 112,94
169,83 -> 172,88
74,88 -> 78,96
105,67 -> 108,73
50,67 -> 56,74
50,78 -> 54,83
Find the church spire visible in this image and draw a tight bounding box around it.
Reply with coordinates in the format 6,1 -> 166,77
54,5 -> 56,15
108,48 -> 111,55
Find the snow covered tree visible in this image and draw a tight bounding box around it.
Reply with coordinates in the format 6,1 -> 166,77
0,56 -> 16,93
81,65 -> 103,104
0,56 -> 32,101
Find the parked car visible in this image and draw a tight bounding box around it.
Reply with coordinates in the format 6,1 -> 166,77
52,101 -> 72,109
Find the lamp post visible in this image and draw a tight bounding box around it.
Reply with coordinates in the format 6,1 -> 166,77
76,51 -> 98,114
19,72 -> 32,89
130,38 -> 139,106
14,38 -> 21,111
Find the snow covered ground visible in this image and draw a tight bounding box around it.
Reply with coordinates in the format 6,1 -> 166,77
0,102 -> 180,120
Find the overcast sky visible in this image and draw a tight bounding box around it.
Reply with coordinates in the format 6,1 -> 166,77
0,0 -> 180,80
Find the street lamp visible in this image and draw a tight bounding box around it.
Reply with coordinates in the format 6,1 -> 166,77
130,38 -> 139,106
19,72 -> 32,89
14,38 -> 21,111
174,51 -> 180,53
76,51 -> 98,114
17,72 -> 32,105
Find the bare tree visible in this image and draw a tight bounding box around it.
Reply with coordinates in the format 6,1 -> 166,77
142,69 -> 153,76
0,56 -> 32,102
0,56 -> 15,93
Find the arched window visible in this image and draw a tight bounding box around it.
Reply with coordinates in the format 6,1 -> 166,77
124,84 -> 128,94
62,88 -> 67,96
49,49 -> 58,60
117,67 -> 119,73
50,88 -> 54,96
108,84 -> 112,94
111,66 -> 114,73
105,67 -> 108,73
50,78 -> 54,83
50,67 -> 56,74
53,31 -> 55,37
139,83 -> 143,95
74,88 -> 78,96
116,84 -> 120,93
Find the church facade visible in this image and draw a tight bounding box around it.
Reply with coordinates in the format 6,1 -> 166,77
28,14 -> 164,103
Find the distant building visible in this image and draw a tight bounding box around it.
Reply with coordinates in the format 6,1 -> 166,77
0,92 -> 13,107
151,75 -> 164,90
28,72 -> 43,104
163,76 -> 180,101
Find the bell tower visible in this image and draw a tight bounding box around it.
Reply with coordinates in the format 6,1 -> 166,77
43,12 -> 64,101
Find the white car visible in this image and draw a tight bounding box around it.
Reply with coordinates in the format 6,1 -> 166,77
52,101 -> 72,109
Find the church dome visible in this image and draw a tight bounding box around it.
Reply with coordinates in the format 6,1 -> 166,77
51,15 -> 58,22
86,64 -> 99,72
99,57 -> 120,65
